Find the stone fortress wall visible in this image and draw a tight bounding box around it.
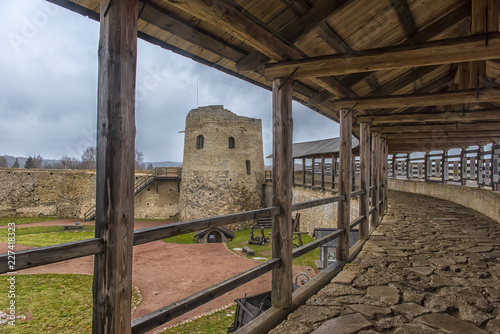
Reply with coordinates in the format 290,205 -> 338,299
179,106 -> 265,226
0,168 -> 179,220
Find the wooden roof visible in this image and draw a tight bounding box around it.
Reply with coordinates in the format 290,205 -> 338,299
53,0 -> 500,154
266,136 -> 360,158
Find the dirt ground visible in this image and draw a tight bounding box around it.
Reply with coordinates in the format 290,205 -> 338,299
1,219 -> 312,333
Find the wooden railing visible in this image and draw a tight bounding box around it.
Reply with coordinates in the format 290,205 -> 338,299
83,167 -> 182,221
0,183 -> 384,334
389,143 -> 500,191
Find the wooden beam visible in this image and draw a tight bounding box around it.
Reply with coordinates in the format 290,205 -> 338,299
380,139 -> 387,215
359,123 -> 370,240
470,0 -> 499,88
272,77 -> 294,309
336,87 -> 500,110
356,109 -> 500,124
373,122 -> 500,133
337,108 -> 352,261
93,0 -> 138,333
265,33 -> 500,79
389,0 -> 417,38
281,0 -> 311,14
371,133 -> 380,227
140,2 -> 245,62
371,66 -> 441,97
314,21 -> 353,54
383,131 -> 500,139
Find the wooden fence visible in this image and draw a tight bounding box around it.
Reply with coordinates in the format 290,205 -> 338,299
389,143 -> 500,191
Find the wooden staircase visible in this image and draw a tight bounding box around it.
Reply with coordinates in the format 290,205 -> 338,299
83,167 -> 181,221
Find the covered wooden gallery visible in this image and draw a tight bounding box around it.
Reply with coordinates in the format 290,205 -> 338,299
8,0 -> 500,333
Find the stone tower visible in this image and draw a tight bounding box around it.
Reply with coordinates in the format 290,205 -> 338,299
179,105 -> 265,225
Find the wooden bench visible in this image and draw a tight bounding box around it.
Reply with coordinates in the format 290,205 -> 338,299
62,225 -> 84,230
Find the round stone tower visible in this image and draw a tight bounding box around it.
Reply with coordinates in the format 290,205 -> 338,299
179,105 -> 265,226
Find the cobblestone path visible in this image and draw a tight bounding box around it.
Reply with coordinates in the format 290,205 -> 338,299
270,190 -> 500,334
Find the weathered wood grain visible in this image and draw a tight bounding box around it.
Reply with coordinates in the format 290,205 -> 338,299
359,122 -> 371,240
272,77 -> 294,309
337,108 -> 352,261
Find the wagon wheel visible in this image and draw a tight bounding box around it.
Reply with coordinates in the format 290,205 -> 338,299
294,272 -> 310,286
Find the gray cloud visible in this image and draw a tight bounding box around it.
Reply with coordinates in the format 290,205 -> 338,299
1,0 -> 339,164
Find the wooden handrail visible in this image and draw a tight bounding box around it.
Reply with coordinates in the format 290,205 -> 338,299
0,238 -> 104,274
133,207 -> 281,245
350,216 -> 365,229
291,195 -> 344,211
131,258 -> 281,334
350,189 -> 366,197
292,229 -> 344,259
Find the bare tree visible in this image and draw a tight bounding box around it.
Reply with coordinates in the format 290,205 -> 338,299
135,149 -> 146,170
33,155 -> 44,168
0,156 -> 7,168
59,155 -> 79,169
146,163 -> 154,170
81,146 -> 97,169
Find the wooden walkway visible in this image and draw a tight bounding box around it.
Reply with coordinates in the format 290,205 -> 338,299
270,190 -> 500,334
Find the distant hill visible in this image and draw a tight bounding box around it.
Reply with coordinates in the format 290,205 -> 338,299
1,155 -> 182,169
150,161 -> 183,168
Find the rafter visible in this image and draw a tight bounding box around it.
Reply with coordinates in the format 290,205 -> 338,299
265,33 -> 500,79
383,131 -> 500,139
335,87 -> 500,110
372,122 -> 500,133
356,109 -> 500,124
389,0 -> 417,38
340,3 -> 470,87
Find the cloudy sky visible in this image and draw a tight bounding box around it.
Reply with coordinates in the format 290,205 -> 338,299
0,0 -> 340,164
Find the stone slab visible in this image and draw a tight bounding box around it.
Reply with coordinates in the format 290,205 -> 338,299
312,313 -> 372,334
349,304 -> 392,319
332,271 -> 357,285
410,266 -> 433,276
391,303 -> 429,320
415,313 -> 488,334
367,286 -> 400,305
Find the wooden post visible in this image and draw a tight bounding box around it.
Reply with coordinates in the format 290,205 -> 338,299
371,133 -> 380,227
492,142 -> 495,190
321,156 -> 325,189
391,154 -> 396,179
424,152 -> 428,181
460,148 -> 466,186
352,155 -> 356,192
478,146 -> 483,188
442,150 -> 446,184
337,108 -> 352,262
359,123 -> 370,240
379,139 -> 385,216
271,78 -> 293,309
406,153 -> 410,179
331,154 -> 336,190
302,157 -> 306,185
311,157 -> 315,187
93,1 -> 138,333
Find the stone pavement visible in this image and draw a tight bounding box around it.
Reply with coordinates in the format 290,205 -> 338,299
270,190 -> 500,334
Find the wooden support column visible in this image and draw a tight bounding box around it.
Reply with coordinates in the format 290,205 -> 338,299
92,1 -> 138,333
406,153 -> 410,179
321,156 -> 326,189
424,152 -> 429,181
392,155 -> 396,179
383,140 -> 389,214
352,155 -> 356,192
311,157 -> 315,187
271,77 -> 293,309
492,142 -> 495,190
442,150 -> 446,184
302,157 -> 306,185
359,123 -> 371,240
379,139 -> 385,215
371,133 -> 380,227
331,154 -> 336,190
461,148 -> 466,186
337,108 -> 352,261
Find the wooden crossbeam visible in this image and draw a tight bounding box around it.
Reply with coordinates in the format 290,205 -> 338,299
335,87 -> 500,110
383,131 -> 500,139
389,0 -> 417,38
356,109 -> 500,124
265,33 -> 500,79
373,122 -> 500,133
140,3 -> 245,62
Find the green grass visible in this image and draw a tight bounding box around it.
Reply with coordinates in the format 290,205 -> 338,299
163,228 -> 320,268
162,232 -> 196,244
0,217 -> 57,226
0,274 -> 141,334
0,226 -> 95,248
160,305 -> 236,334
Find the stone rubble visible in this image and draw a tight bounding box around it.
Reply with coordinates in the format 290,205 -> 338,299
269,190 -> 500,334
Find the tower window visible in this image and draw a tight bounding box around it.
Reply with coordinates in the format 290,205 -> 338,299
196,135 -> 204,149
228,137 -> 235,149
246,160 -> 251,175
